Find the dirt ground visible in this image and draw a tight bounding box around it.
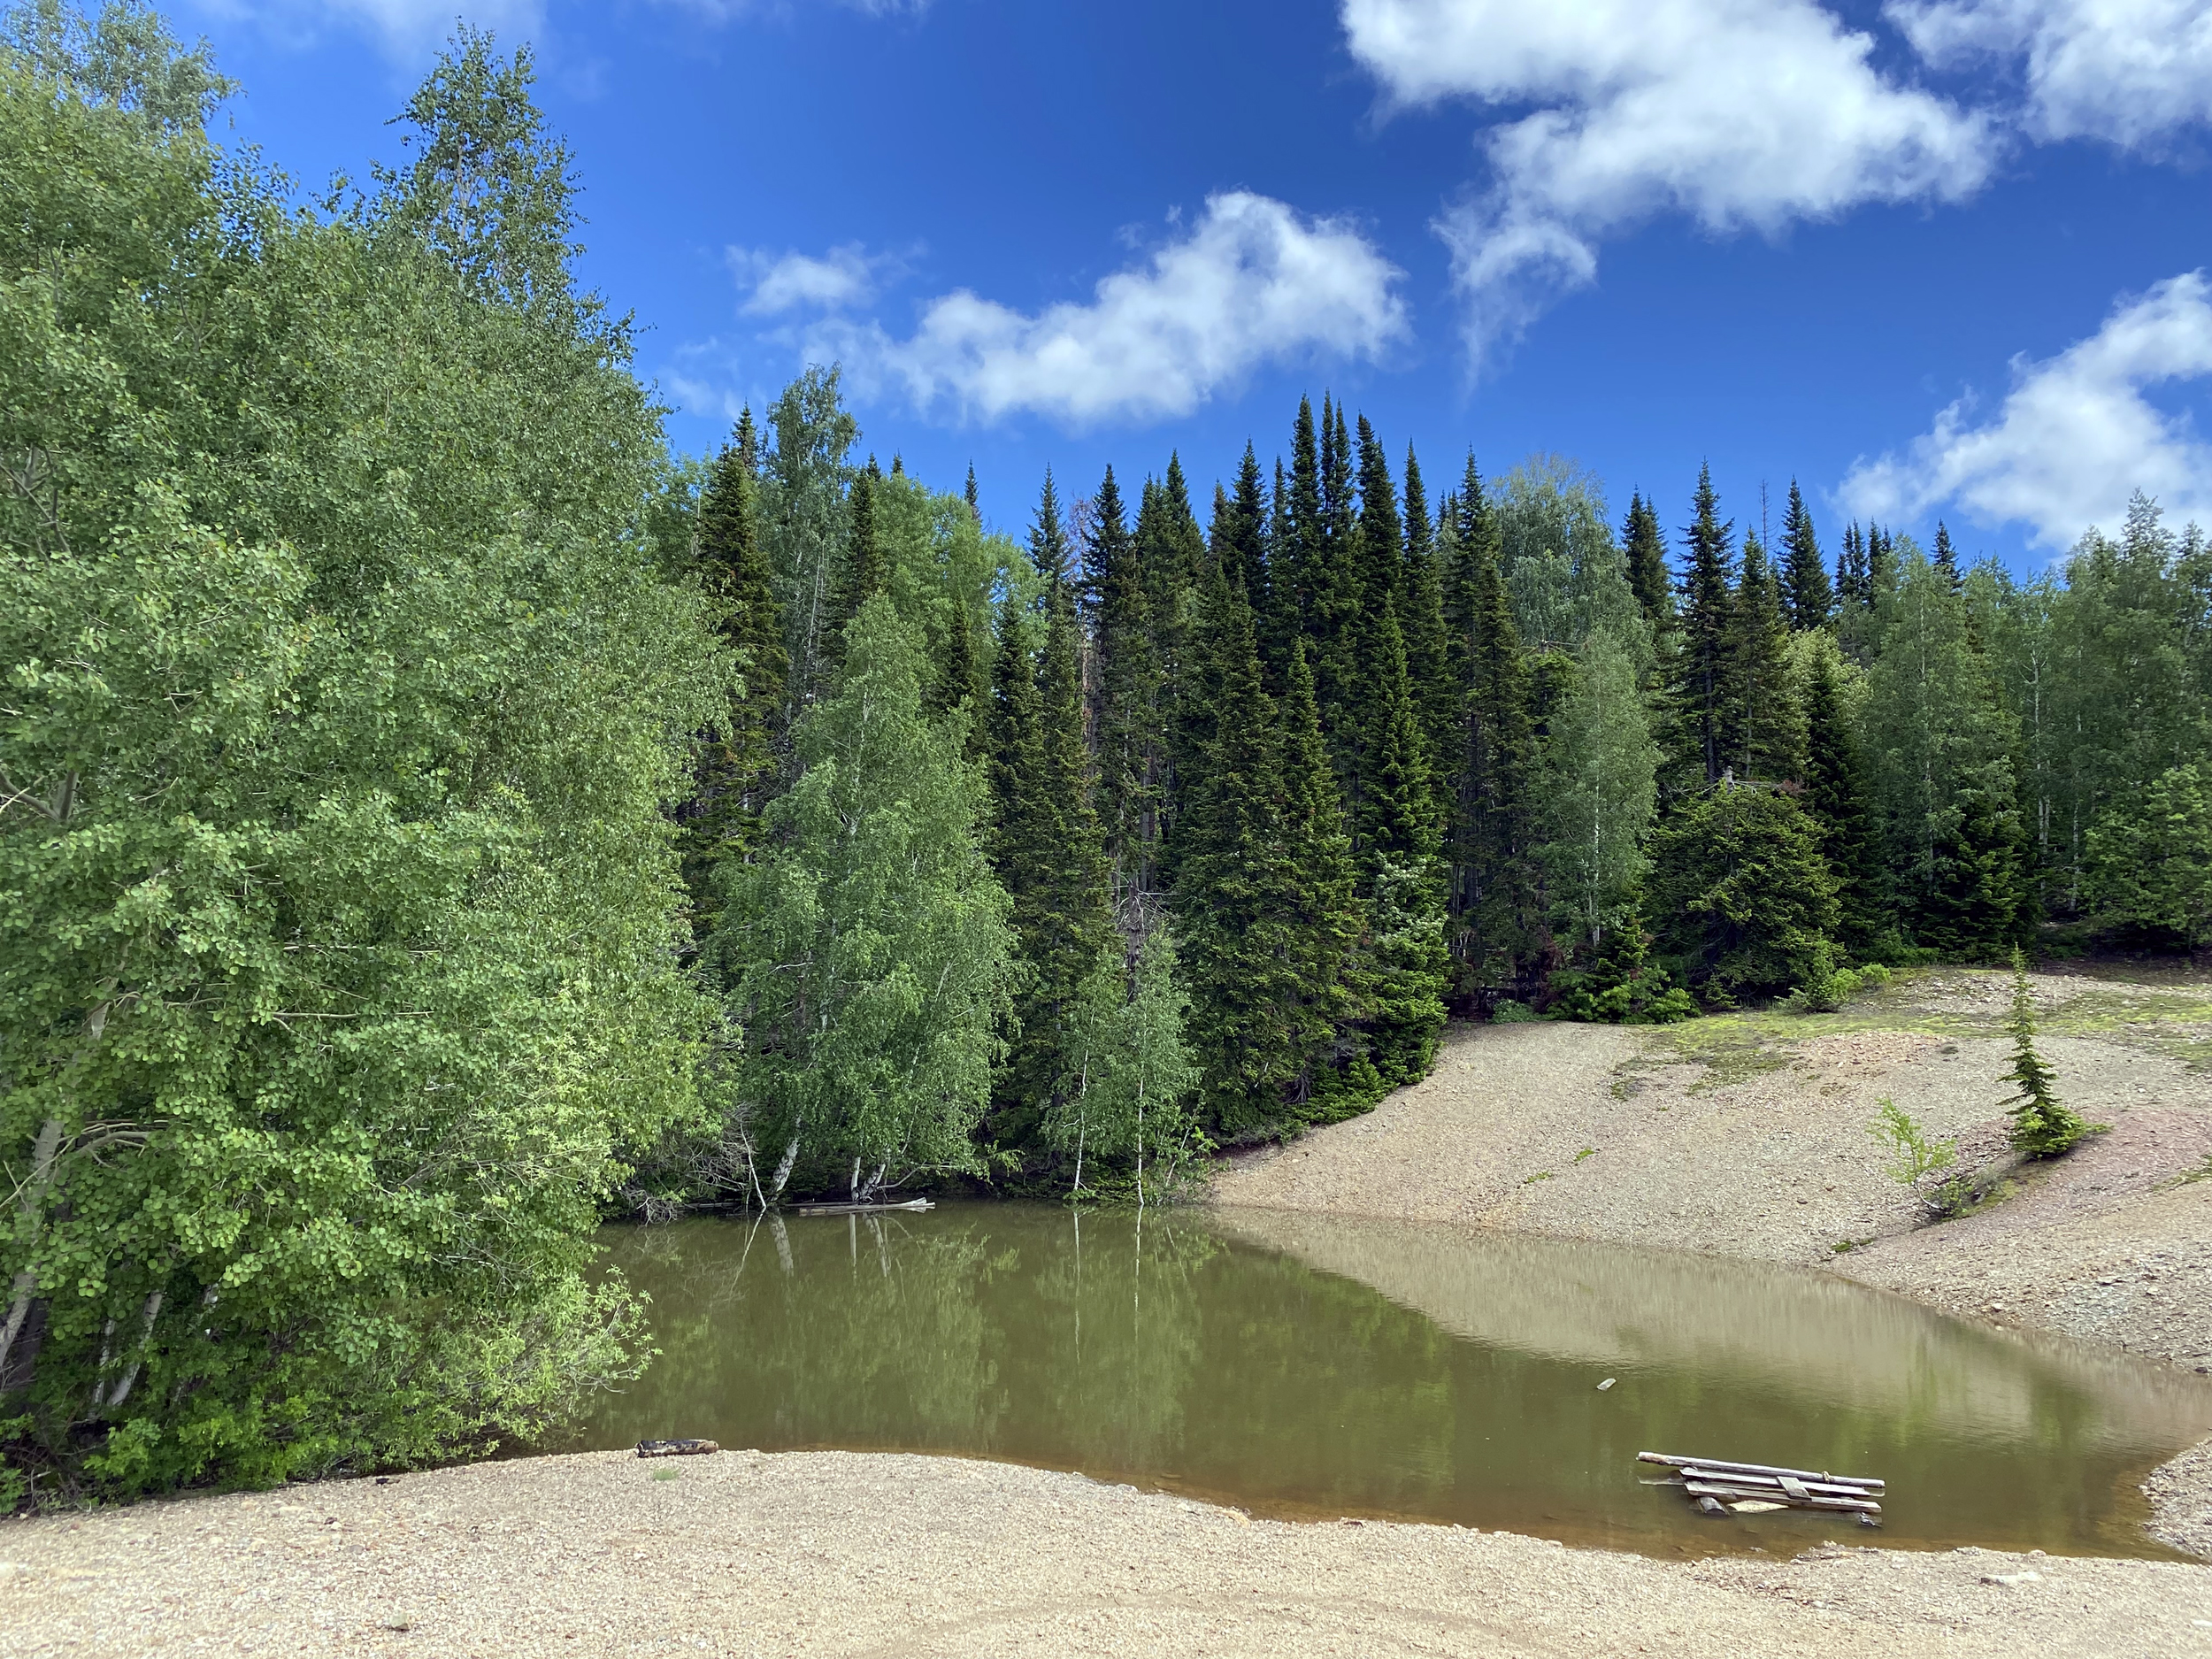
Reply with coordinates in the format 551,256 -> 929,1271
6,1448 -> 2211,1659
1212,965 -> 2212,1557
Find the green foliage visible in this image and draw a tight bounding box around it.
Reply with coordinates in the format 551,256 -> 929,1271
1866,1100 -> 1965,1216
2083,764 -> 2212,949
1041,931 -> 1203,1203
0,14 -> 719,1497
1648,785 -> 1838,997
2001,952 -> 2101,1159
1538,624 -> 1658,956
710,597 -> 1013,1200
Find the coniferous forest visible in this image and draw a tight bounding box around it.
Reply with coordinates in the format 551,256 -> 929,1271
9,10 -> 2212,1501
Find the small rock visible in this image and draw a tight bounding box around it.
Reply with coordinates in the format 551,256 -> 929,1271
1979,1571 -> 2042,1586
1596,1378 -> 1616,1391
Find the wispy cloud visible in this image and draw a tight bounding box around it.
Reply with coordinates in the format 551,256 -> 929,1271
790,192 -> 1407,426
730,242 -> 915,316
1341,0 -> 1996,370
1839,272 -> 2212,549
190,0 -> 544,60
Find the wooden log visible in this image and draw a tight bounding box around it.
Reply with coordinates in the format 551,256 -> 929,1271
1678,1468 -> 1880,1501
1682,1480 -> 1880,1516
1695,1496 -> 1728,1517
794,1199 -> 934,1217
636,1439 -> 720,1458
1638,1452 -> 1883,1492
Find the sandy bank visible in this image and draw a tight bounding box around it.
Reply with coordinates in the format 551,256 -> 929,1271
5,1448 -> 2208,1658
1210,966 -> 2212,1558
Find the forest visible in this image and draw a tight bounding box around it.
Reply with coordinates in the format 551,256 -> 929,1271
6,5 -> 2211,1501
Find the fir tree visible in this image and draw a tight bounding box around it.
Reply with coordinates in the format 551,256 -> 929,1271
1780,479 -> 1833,629
1356,599 -> 1450,1084
680,433 -> 787,928
1868,524 -> 1897,598
964,462 -> 979,522
1219,442 -> 1270,610
1355,414 -> 1403,612
1275,638 -> 1372,1116
1667,465 -> 1735,790
1720,531 -> 1805,782
1622,489 -> 1671,627
826,468 -> 887,663
1934,521 -> 1962,591
1647,783 -> 1838,999
2002,950 -> 2098,1157
1454,458 -> 1542,990
1838,522 -> 1868,610
1798,636 -> 1885,947
1089,465 -> 1160,896
1399,444 -> 1455,802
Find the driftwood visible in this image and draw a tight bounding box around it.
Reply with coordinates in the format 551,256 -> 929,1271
636,1439 -> 720,1458
1638,1452 -> 1883,1492
794,1199 -> 933,1217
1643,1451 -> 1885,1519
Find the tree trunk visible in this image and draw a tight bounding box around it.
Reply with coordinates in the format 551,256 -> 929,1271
0,1117 -> 65,1392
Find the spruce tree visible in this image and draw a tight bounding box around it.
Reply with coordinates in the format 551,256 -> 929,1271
964,462 -> 979,522
1799,637 -> 1885,947
1399,444 -> 1455,803
1356,599 -> 1449,1085
1219,442 -> 1270,609
1275,638 -> 1371,1117
826,468 -> 887,663
1868,525 -> 1897,598
1622,490 -> 1671,627
1720,531 -> 1805,782
1455,460 -> 1541,991
1090,465 -> 1160,897
1780,480 -> 1834,629
1355,415 -> 1403,612
680,434 -> 787,929
2002,950 -> 2097,1157
1934,521 -> 1962,591
1838,522 -> 1868,609
1667,465 -> 1735,791
1647,783 -> 1838,999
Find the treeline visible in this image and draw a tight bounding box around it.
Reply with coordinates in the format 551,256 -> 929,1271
672,380 -> 2212,1202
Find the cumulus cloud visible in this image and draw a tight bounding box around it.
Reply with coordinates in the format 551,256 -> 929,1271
1839,273 -> 2212,549
1341,0 -> 1997,365
801,192 -> 1407,426
731,243 -> 913,315
1888,0 -> 2212,148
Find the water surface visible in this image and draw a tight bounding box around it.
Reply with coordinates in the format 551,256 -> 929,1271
572,1204 -> 2212,1559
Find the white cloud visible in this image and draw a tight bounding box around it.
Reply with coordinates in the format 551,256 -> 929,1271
1839,272 -> 2212,549
191,0 -> 543,59
730,243 -> 910,315
1342,0 -> 1997,365
803,191 -> 1408,426
1888,0 -> 2212,148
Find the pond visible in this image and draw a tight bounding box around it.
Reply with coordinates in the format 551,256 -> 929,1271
566,1203 -> 2212,1560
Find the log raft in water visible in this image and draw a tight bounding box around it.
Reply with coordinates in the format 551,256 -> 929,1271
637,1439 -> 720,1458
1640,1451 -> 1884,1517
793,1199 -> 935,1217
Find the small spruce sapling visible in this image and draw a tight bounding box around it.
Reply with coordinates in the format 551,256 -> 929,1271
2001,950 -> 2101,1158
1867,1100 -> 1969,1218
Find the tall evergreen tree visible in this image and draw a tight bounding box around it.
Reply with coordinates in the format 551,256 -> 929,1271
1780,479 -> 1834,629
1220,442 -> 1270,608
1355,414 -> 1403,612
1838,522 -> 1868,609
1356,599 -> 1449,1084
964,462 -> 979,522
1720,531 -> 1805,782
1798,634 -> 1885,948
1453,458 -> 1542,991
680,433 -> 787,926
1666,465 -> 1735,790
1622,489 -> 1671,627
1089,465 -> 1160,898
825,467 -> 887,663
1400,444 -> 1455,801
1933,521 -> 1962,591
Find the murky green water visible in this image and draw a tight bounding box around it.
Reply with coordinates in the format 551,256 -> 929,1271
569,1204 -> 2212,1559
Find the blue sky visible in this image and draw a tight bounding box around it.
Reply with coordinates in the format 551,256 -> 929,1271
178,0 -> 2212,573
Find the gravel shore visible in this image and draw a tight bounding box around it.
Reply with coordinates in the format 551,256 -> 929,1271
6,1448 -> 2209,1658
